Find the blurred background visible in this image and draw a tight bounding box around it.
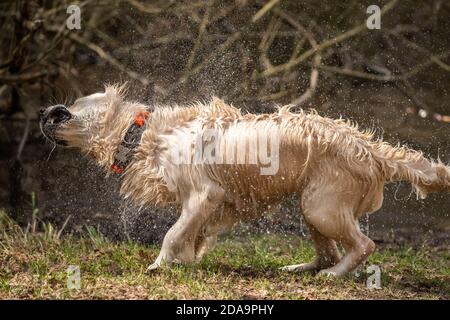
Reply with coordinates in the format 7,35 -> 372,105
0,0 -> 449,245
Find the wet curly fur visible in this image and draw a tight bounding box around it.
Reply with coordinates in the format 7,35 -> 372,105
44,85 -> 450,277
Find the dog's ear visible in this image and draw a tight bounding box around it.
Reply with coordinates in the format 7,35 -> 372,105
70,92 -> 107,113
104,83 -> 128,99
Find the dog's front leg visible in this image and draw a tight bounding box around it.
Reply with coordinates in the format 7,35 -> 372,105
147,209 -> 200,272
147,188 -> 223,272
194,235 -> 218,261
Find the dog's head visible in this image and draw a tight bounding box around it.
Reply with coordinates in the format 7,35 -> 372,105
39,84 -> 137,163
40,92 -> 108,146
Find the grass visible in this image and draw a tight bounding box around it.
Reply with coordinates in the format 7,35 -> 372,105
0,209 -> 449,299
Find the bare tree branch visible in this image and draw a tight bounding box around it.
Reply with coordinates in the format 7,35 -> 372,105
260,0 -> 399,78
318,50 -> 450,82
183,4 -> 212,79
252,0 -> 282,23
273,9 -> 321,106
0,71 -> 54,85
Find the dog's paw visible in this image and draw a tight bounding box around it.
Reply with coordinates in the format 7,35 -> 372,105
316,269 -> 339,278
145,262 -> 161,274
279,262 -> 317,272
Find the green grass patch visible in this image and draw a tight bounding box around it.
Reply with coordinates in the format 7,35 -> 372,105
0,209 -> 448,299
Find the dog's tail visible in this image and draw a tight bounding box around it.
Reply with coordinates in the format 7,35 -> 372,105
372,143 -> 450,199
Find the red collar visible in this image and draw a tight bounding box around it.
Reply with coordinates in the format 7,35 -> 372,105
111,111 -> 150,174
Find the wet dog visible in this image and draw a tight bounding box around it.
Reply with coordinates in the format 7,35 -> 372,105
40,85 -> 450,276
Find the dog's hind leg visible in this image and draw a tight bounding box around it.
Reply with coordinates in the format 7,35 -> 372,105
280,222 -> 341,273
316,221 -> 375,277
298,181 -> 376,277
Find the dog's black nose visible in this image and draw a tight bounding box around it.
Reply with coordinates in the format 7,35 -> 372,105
42,105 -> 72,125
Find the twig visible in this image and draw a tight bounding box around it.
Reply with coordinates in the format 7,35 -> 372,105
176,29 -> 244,86
56,215 -> 72,240
0,71 -> 53,85
392,34 -> 450,72
174,1 -> 285,91
260,89 -> 293,102
252,0 -> 282,23
127,0 -> 165,14
318,65 -> 393,81
431,56 -> 450,72
16,115 -> 30,161
258,16 -> 281,70
124,14 -> 146,35
21,25 -> 69,72
399,51 -> 450,79
273,9 -> 321,105
318,50 -> 450,82
69,33 -> 150,86
183,4 -> 211,79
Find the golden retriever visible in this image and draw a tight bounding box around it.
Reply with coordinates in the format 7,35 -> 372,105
40,85 -> 450,277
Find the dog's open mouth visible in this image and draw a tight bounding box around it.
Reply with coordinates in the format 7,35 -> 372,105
39,104 -> 72,146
